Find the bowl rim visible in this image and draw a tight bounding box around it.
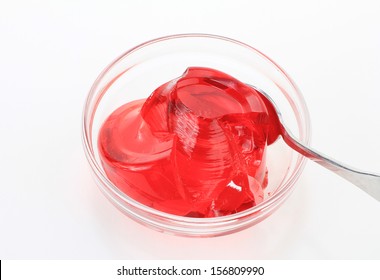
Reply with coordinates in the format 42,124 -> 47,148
82,33 -> 311,225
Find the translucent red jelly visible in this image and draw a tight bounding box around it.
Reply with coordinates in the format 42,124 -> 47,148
98,67 -> 274,217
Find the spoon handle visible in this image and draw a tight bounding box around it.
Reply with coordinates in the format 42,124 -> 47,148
281,128 -> 380,201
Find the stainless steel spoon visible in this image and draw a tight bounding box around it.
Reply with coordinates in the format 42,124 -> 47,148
252,86 -> 380,201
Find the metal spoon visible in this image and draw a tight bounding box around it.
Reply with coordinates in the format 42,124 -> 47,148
252,86 -> 380,201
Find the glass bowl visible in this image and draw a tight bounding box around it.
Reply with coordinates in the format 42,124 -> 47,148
82,34 -> 311,237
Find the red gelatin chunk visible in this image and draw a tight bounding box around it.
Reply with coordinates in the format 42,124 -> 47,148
98,67 -> 272,217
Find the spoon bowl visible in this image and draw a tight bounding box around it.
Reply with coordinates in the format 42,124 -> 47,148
252,85 -> 380,201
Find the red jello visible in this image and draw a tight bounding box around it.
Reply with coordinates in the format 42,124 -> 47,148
98,67 -> 273,217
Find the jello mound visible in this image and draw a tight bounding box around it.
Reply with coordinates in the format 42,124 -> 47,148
98,67 -> 273,217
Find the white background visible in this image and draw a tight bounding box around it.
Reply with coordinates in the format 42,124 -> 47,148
1,0 -> 380,259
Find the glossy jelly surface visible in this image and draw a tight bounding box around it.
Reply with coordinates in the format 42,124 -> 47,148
98,67 -> 274,217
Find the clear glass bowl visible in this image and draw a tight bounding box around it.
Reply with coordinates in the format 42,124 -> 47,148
82,34 -> 311,237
